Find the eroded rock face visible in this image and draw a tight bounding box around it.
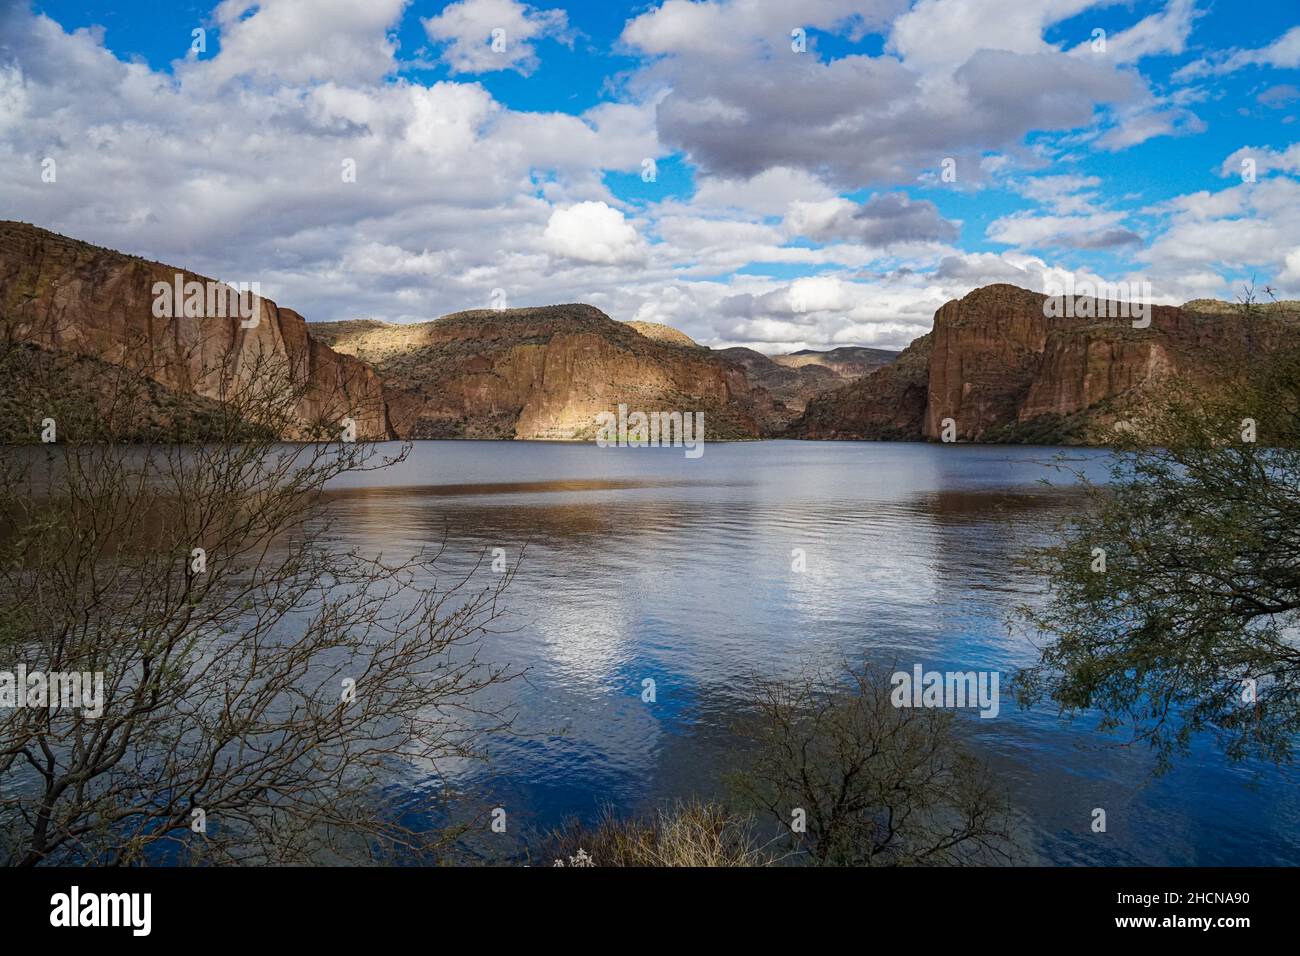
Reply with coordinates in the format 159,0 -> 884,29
922,285 -> 1051,440
925,284 -> 1300,441
20,221 -> 1268,449
0,221 -> 393,439
311,306 -> 764,440
1017,329 -> 1175,423
790,283 -> 1300,444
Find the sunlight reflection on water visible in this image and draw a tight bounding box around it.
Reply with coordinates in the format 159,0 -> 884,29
318,440 -> 1300,865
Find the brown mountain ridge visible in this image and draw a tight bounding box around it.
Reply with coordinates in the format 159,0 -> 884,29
310,306 -> 769,440
5,221 -> 1293,446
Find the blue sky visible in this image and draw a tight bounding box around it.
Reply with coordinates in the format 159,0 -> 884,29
4,0 -> 1300,351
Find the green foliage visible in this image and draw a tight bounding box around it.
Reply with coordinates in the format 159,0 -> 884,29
981,410 -> 1094,445
1015,349 -> 1300,770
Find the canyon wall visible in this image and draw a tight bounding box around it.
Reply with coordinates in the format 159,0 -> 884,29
0,221 -> 394,440
790,283 -> 1300,443
14,218 -> 1280,448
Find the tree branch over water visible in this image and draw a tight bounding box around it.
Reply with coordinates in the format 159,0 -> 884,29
0,323 -> 518,865
1015,350 -> 1300,771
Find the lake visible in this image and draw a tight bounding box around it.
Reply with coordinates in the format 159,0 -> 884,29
320,439 -> 1300,865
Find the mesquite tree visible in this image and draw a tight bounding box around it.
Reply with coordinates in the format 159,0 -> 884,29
0,320 -> 515,865
1016,349 -> 1300,770
730,662 -> 1010,866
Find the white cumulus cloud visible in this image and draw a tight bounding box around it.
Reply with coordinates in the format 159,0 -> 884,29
422,0 -> 569,76
543,201 -> 645,264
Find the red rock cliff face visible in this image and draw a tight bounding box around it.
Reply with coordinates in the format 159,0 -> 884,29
312,306 -> 764,440
0,221 -> 393,439
1017,327 -> 1175,422
792,283 -> 1300,444
925,285 -> 1299,440
922,285 -> 1050,439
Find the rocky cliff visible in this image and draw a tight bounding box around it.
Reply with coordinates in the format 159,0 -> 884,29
789,283 -> 1300,443
28,219 -> 1254,449
0,221 -> 394,440
310,307 -> 766,440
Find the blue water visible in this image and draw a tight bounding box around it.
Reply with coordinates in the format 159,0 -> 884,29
320,440 -> 1300,865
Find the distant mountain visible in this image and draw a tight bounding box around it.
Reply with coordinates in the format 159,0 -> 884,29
716,347 -> 840,426
771,346 -> 899,379
714,345 -> 901,428
786,336 -> 932,441
789,283 -> 1300,443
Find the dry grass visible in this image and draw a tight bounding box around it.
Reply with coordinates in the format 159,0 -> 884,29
544,800 -> 773,868
621,320 -> 703,349
1183,297 -> 1300,315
